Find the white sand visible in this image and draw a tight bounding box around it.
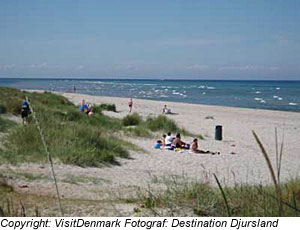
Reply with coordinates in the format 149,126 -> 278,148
60,92 -> 300,187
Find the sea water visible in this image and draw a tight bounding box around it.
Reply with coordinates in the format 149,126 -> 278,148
1,78 -> 300,112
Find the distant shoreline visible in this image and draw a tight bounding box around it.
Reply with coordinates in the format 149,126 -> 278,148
1,78 -> 300,112
29,89 -> 300,114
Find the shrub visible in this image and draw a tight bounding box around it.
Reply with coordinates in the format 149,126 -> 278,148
146,115 -> 178,132
122,113 -> 142,126
99,103 -> 117,112
0,104 -> 7,114
93,103 -> 117,114
6,99 -> 22,115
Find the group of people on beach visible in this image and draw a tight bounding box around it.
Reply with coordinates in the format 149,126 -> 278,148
79,99 -> 94,116
79,98 -> 134,114
155,132 -> 219,155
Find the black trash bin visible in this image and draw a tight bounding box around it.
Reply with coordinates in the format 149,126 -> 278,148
215,125 -> 222,141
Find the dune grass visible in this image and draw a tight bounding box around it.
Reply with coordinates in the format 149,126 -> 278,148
0,117 -> 16,132
137,176 -> 300,216
122,113 -> 204,139
0,87 -> 203,166
0,88 -> 130,166
93,103 -> 117,113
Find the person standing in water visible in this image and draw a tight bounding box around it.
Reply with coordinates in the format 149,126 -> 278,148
128,98 -> 133,113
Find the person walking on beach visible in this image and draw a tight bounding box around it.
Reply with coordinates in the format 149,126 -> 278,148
21,98 -> 30,125
128,98 -> 133,113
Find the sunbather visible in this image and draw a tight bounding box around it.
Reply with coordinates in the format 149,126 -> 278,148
162,105 -> 172,114
190,138 -> 220,154
173,133 -> 189,149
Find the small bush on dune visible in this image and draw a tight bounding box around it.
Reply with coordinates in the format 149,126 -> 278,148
146,115 -> 178,132
122,113 -> 142,126
99,103 -> 117,112
6,99 -> 22,115
0,104 -> 7,114
93,103 -> 117,114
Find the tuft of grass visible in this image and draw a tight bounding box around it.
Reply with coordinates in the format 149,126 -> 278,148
145,115 -> 204,139
122,113 -> 142,126
137,175 -> 300,216
62,174 -> 111,185
0,117 -> 16,133
98,103 -> 117,112
125,126 -> 152,137
93,103 -> 117,114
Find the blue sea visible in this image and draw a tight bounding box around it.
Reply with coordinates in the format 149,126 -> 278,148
1,78 -> 300,112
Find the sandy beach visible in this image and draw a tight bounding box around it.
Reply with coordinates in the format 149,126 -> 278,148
1,90 -> 300,215
60,92 -> 300,186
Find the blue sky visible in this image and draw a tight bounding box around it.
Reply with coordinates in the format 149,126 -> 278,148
0,0 -> 299,79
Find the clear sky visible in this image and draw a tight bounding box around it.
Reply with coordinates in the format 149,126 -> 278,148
0,0 -> 299,79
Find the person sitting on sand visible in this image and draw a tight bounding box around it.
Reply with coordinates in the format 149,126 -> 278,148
165,132 -> 174,146
79,100 -> 93,116
162,134 -> 166,147
190,138 -> 220,155
128,98 -> 133,113
21,98 -> 30,125
162,105 -> 172,114
154,140 -> 162,149
173,133 -> 189,149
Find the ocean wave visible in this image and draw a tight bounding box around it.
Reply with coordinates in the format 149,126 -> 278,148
255,91 -> 261,94
254,98 -> 263,101
289,102 -> 297,106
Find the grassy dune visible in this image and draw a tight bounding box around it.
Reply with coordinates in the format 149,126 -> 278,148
0,87 -> 198,166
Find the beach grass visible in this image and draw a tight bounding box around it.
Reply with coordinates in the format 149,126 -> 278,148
0,117 -> 16,132
0,87 -> 201,166
0,88 -> 130,166
137,176 -> 300,216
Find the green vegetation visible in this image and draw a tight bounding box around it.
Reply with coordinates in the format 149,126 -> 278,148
123,113 -> 204,139
0,104 -> 7,114
62,174 -> 111,185
0,117 -> 16,132
122,113 -> 142,126
137,176 -> 300,216
0,87 -> 203,166
0,88 -> 129,166
93,103 -> 117,113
